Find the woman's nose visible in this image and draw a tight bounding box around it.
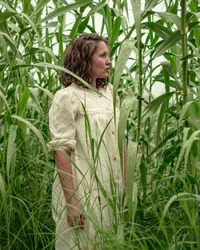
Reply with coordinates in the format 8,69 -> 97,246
106,57 -> 111,64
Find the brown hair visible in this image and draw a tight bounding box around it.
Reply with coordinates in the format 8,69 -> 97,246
61,33 -> 109,89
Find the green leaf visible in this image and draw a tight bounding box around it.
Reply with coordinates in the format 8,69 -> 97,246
0,90 -> 10,111
118,96 -> 135,167
37,85 -> 53,99
194,69 -> 200,82
77,0 -> 107,34
0,174 -> 8,230
161,61 -> 175,76
29,87 -> 42,111
156,100 -> 167,144
127,141 -> 138,221
78,16 -> 90,33
143,22 -> 173,39
161,61 -> 182,90
143,92 -> 175,118
154,30 -> 181,58
0,1 -> 16,12
110,16 -> 122,51
12,115 -> 48,162
17,87 -> 30,116
151,127 -> 183,155
193,12 -> 200,18
113,39 -> 136,113
87,0 -> 106,16
139,154 -> 146,199
29,46 -> 57,64
6,125 -> 18,180
188,117 -> 200,130
22,0 -> 31,15
69,17 -> 81,39
0,33 -> 8,62
131,0 -> 141,46
103,4 -> 111,38
0,12 -> 16,23
12,62 -> 101,95
39,0 -> 91,23
143,0 -> 160,16
0,31 -> 17,53
35,0 -> 51,15
20,13 -> 42,44
179,101 -> 195,122
176,129 -> 200,173
161,192 -> 200,225
156,12 -> 181,30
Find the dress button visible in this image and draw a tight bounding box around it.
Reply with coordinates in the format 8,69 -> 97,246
112,130 -> 115,135
113,156 -> 117,161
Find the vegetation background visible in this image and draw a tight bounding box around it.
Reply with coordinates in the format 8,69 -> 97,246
0,0 -> 200,249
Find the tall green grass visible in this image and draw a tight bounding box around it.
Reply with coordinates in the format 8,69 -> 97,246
0,0 -> 200,248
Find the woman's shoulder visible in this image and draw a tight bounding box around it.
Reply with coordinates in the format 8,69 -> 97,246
54,83 -> 79,98
52,84 -> 81,106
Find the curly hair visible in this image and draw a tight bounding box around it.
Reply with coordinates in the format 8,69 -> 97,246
61,33 -> 109,89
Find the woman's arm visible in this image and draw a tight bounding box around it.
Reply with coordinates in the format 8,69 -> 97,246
54,150 -> 85,228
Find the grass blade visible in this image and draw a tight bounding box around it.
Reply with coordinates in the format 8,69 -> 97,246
118,96 -> 135,167
12,115 -> 48,162
6,125 -> 18,182
39,0 -> 91,23
154,30 -> 181,58
143,92 -> 175,118
12,62 -> 102,95
113,39 -> 136,115
126,141 -> 138,221
131,0 -> 141,45
143,22 -> 173,39
156,12 -> 181,30
0,12 -> 16,23
17,87 -> 30,116
34,0 -> 51,15
156,100 -> 167,144
0,173 -> 9,247
161,192 -> 200,225
109,16 -> 122,53
0,90 -> 10,111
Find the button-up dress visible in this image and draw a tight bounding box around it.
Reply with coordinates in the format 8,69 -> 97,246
48,83 -> 122,249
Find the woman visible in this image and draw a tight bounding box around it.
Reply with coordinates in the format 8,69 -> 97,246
48,33 -> 124,249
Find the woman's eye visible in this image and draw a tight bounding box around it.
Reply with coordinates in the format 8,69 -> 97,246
100,53 -> 107,57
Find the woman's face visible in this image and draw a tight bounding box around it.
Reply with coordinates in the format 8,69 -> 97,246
90,41 -> 111,82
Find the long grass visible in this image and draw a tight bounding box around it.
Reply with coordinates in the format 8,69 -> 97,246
1,0 -> 200,249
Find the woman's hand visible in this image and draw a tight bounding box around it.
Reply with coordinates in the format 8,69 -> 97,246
67,198 -> 85,229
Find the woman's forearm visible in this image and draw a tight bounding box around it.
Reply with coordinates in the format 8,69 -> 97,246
54,150 -> 77,203
54,150 -> 85,228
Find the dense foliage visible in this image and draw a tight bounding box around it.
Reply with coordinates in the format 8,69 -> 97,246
0,0 -> 200,249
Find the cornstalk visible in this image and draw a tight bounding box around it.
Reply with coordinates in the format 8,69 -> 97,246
6,33 -> 21,94
181,0 -> 188,124
131,0 -> 142,144
146,15 -> 153,156
136,39 -> 142,143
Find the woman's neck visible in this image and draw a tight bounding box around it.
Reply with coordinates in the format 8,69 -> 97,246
91,80 -> 97,90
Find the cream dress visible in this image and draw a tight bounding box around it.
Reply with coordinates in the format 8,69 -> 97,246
48,83 -> 122,249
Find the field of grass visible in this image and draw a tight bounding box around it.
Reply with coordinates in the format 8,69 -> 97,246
0,0 -> 200,249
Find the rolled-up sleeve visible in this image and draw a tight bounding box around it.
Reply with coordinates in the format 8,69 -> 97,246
47,89 -> 78,151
